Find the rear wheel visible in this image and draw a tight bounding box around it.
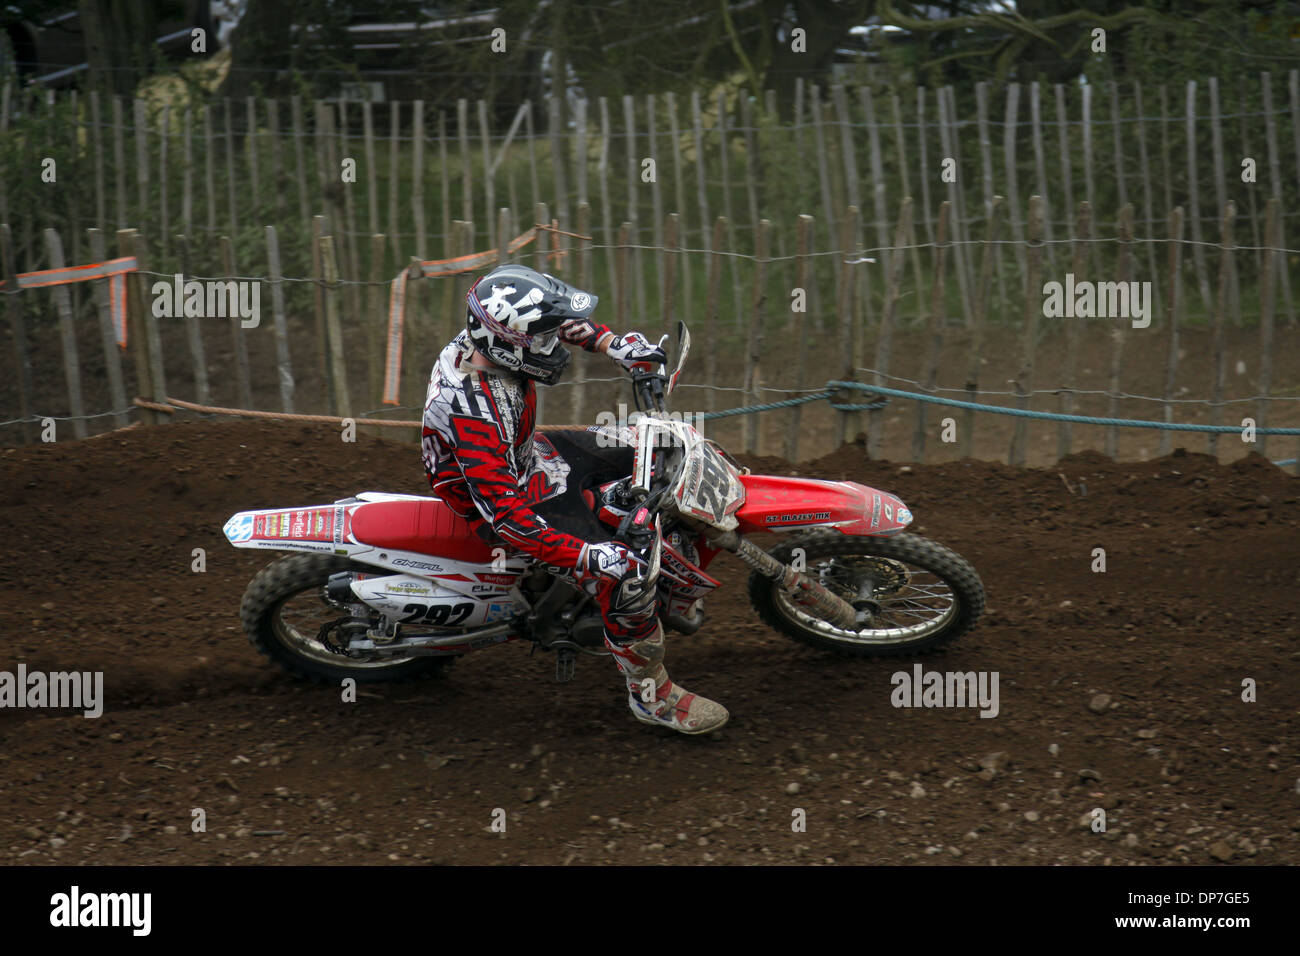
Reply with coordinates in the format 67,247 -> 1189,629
240,553 -> 455,684
748,532 -> 985,657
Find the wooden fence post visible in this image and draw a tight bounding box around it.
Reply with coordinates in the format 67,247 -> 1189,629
615,220 -> 631,329
1058,201 -> 1092,459
1133,82 -> 1161,322
1159,207 -> 1186,456
1010,196 -> 1044,466
870,198 -> 910,460
113,97 -> 127,230
119,229 -> 167,425
1208,201 -> 1235,457
312,214 -> 329,397
786,214 -> 813,463
223,98 -> 239,238
661,212 -> 678,337
43,229 -> 87,439
266,224 -> 296,413
1003,84 -> 1026,278
960,198 -> 999,459
1261,71 -> 1295,325
1256,198 -> 1278,459
458,98 -> 472,224
203,104 -> 216,238
133,99 -> 149,230
89,90 -> 105,234
936,86 -> 974,328
170,231 -> 209,406
266,98 -> 284,219
413,99 -> 426,257
366,231 -> 386,410
573,201 -> 591,426
387,101 -> 401,263
320,234 -> 352,418
742,218 -> 770,456
1185,81 -> 1213,318
291,95 -> 309,224
703,216 -> 725,416
89,228 -> 130,424
835,204 -> 860,447
441,221 -> 463,346
219,235 -> 253,410
1106,205 -> 1135,459
1,223 -> 36,442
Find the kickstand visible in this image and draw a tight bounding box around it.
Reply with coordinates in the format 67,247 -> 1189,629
555,647 -> 576,683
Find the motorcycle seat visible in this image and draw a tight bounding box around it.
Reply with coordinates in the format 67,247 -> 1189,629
349,498 -> 500,563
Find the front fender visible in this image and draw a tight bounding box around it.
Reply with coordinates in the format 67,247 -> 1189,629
733,474 -> 912,536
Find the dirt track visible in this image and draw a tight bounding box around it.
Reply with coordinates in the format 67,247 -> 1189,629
1,419 -> 1297,865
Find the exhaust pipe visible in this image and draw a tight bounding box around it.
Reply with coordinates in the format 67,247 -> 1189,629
707,530 -> 859,631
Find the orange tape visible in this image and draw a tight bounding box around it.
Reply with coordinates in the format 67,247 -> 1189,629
1,256 -> 137,348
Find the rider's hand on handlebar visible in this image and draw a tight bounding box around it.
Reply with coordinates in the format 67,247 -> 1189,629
577,541 -> 634,584
606,332 -> 667,373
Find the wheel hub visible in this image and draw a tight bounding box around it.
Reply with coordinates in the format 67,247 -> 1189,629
825,556 -> 908,596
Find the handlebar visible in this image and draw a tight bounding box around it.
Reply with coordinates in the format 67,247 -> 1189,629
630,368 -> 667,414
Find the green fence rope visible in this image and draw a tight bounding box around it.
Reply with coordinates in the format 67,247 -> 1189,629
700,381 -> 1299,436
823,381 -> 1300,435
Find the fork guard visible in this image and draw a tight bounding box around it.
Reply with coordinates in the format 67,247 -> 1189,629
706,529 -> 859,631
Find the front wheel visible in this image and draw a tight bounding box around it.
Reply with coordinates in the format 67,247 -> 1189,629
748,532 -> 985,657
240,553 -> 455,684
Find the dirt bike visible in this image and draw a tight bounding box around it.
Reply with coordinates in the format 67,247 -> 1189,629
223,323 -> 985,685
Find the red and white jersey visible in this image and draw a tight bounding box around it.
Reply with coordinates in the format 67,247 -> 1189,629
420,324 -> 610,570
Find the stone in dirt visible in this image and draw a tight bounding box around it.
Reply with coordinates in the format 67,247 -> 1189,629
1208,840 -> 1235,862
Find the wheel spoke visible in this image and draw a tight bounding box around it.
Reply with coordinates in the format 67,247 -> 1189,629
779,548 -> 962,645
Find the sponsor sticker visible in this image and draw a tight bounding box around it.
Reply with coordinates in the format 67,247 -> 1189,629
483,601 -> 516,624
254,515 -> 266,537
279,514 -> 291,538
333,506 -> 345,545
476,572 -> 515,586
870,493 -> 882,530
224,514 -> 255,543
393,558 -> 443,573
764,511 -> 831,524
387,581 -> 433,595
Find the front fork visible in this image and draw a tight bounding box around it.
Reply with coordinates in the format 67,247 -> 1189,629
705,528 -> 860,630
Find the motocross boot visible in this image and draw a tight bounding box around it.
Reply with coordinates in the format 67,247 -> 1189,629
605,624 -> 729,734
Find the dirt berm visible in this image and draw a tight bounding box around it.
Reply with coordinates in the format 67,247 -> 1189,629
0,420 -> 1296,865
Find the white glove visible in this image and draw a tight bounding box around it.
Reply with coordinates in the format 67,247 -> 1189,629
577,541 -> 632,584
606,332 -> 667,372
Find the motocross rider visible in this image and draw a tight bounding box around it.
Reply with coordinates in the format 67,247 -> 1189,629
420,263 -> 729,735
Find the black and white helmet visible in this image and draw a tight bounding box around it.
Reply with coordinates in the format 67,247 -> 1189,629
465,264 -> 599,386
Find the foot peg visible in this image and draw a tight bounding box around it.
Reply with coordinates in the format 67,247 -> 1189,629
555,647 -> 576,682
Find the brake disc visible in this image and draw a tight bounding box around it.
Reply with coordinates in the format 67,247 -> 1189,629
827,556 -> 909,597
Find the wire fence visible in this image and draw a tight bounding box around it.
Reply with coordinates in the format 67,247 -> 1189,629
2,73 -> 1299,467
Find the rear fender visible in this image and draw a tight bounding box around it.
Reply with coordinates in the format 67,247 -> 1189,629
222,504 -> 349,555
733,474 -> 913,536
222,501 -> 528,597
